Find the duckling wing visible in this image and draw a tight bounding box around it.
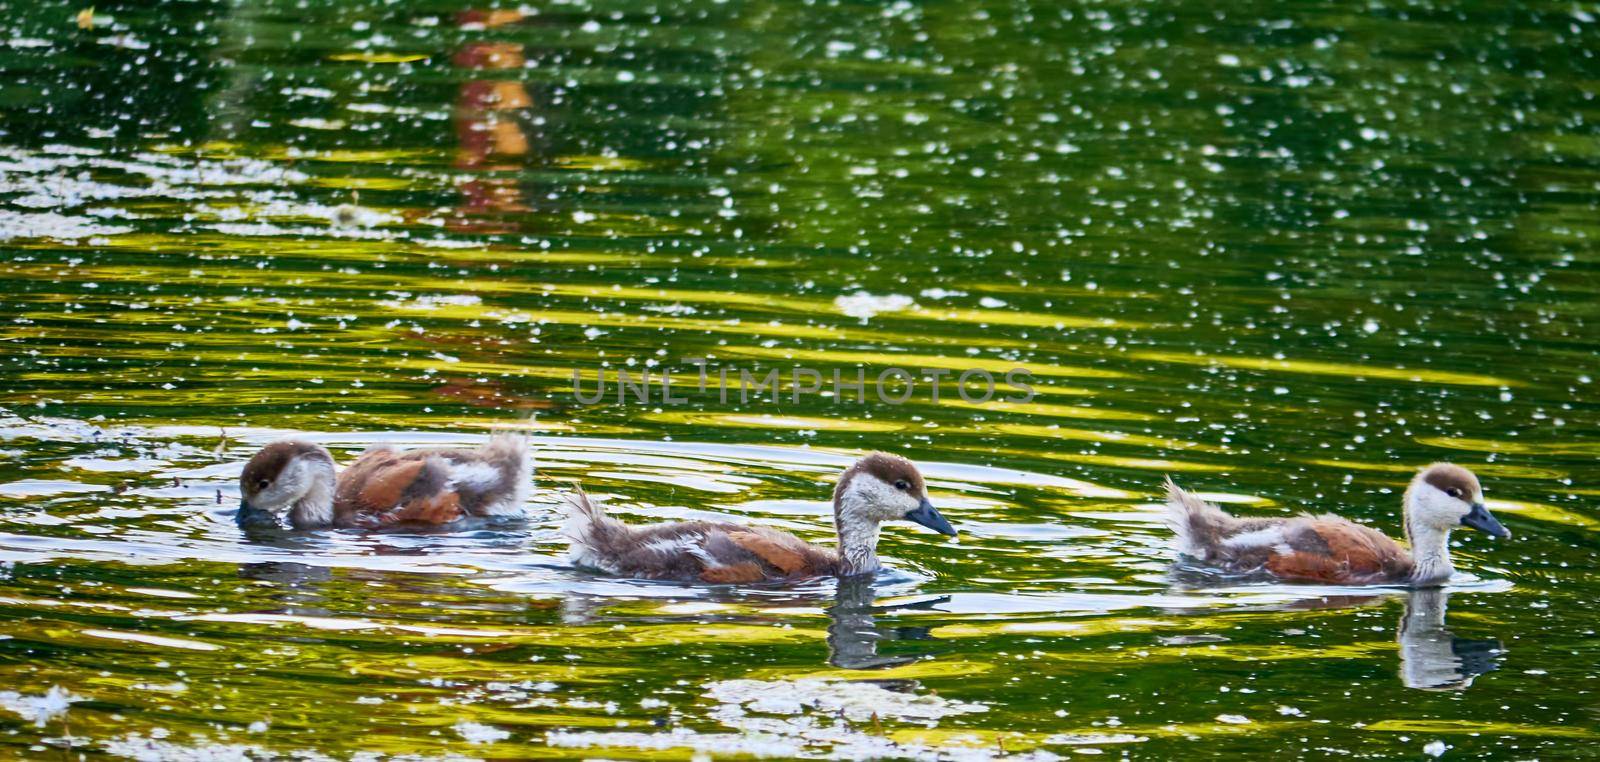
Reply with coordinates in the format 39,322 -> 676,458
723,529 -> 831,578
699,559 -> 769,584
368,491 -> 464,526
1263,518 -> 1412,584
585,520 -> 735,580
690,528 -> 776,584
574,518 -> 834,583
671,525 -> 833,583
333,450 -> 462,526
333,449 -> 418,513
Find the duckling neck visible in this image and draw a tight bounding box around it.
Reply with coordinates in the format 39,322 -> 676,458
833,498 -> 883,576
1406,518 -> 1454,586
287,461 -> 337,528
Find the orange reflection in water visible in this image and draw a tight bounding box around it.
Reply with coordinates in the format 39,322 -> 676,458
450,10 -> 534,232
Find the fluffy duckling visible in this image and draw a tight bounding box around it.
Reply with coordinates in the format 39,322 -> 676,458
1164,463 -> 1509,586
563,452 -> 957,583
237,435 -> 532,529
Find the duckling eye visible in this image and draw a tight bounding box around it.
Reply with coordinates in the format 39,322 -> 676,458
255,479 -> 270,491
1446,487 -> 1462,498
893,480 -> 910,491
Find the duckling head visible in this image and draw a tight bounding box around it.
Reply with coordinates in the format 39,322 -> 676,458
239,441 -> 337,526
1406,463 -> 1509,539
833,452 -> 956,536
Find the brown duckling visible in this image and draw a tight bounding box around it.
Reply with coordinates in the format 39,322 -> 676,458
1164,463 -> 1509,586
237,435 -> 531,529
563,452 -> 957,583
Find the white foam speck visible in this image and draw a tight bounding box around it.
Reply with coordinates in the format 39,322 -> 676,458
834,291 -> 915,323
707,678 -> 986,724
548,729 -> 805,758
0,685 -> 80,727
455,720 -> 511,744
545,677 -> 1015,759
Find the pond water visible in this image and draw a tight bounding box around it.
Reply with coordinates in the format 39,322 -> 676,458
2,0 -> 1598,758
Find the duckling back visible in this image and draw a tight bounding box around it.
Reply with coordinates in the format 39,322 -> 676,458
326,434 -> 532,527
561,489 -> 841,582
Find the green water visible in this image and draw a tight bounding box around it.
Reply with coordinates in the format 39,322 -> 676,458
1,0 -> 1597,758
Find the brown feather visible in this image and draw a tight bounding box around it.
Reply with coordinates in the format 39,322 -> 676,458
700,562 -> 768,584
1264,519 -> 1414,584
332,450 -> 460,526
374,492 -> 464,525
336,452 -> 425,513
835,452 -> 924,506
726,530 -> 818,576
569,513 -> 842,583
1263,550 -> 1351,582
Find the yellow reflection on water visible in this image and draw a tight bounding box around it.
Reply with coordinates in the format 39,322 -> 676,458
1130,350 -> 1517,387
1028,450 -> 1237,473
1416,436 -> 1600,456
1485,498 -> 1599,531
744,659 -> 992,682
1301,457 -> 1568,481
1364,719 -> 1593,738
724,345 -> 1128,380
326,52 -> 430,63
940,398 -> 1154,422
555,155 -> 653,171
646,411 -> 905,432
982,422 -> 1227,453
904,304 -> 1146,330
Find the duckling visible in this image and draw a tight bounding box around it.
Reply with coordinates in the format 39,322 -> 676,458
562,452 -> 957,583
237,435 -> 532,529
1163,463 -> 1509,586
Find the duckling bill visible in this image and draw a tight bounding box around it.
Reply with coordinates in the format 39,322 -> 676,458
237,435 -> 532,529
563,452 -> 957,583
1164,463 -> 1508,586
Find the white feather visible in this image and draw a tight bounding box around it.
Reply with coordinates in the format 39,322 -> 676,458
1164,502 -> 1199,557
1162,480 -> 1209,558
562,490 -> 619,573
448,462 -> 503,490
686,544 -> 723,569
486,438 -> 533,516
1221,526 -> 1290,554
642,536 -> 704,559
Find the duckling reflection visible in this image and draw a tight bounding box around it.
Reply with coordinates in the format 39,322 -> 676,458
559,592 -> 605,625
1165,576 -> 1503,690
230,513 -> 336,601
1399,587 -> 1505,690
234,561 -> 335,615
826,575 -> 946,670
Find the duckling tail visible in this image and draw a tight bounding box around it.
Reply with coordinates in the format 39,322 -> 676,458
484,433 -> 534,508
561,486 -> 627,571
1162,476 -> 1239,561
